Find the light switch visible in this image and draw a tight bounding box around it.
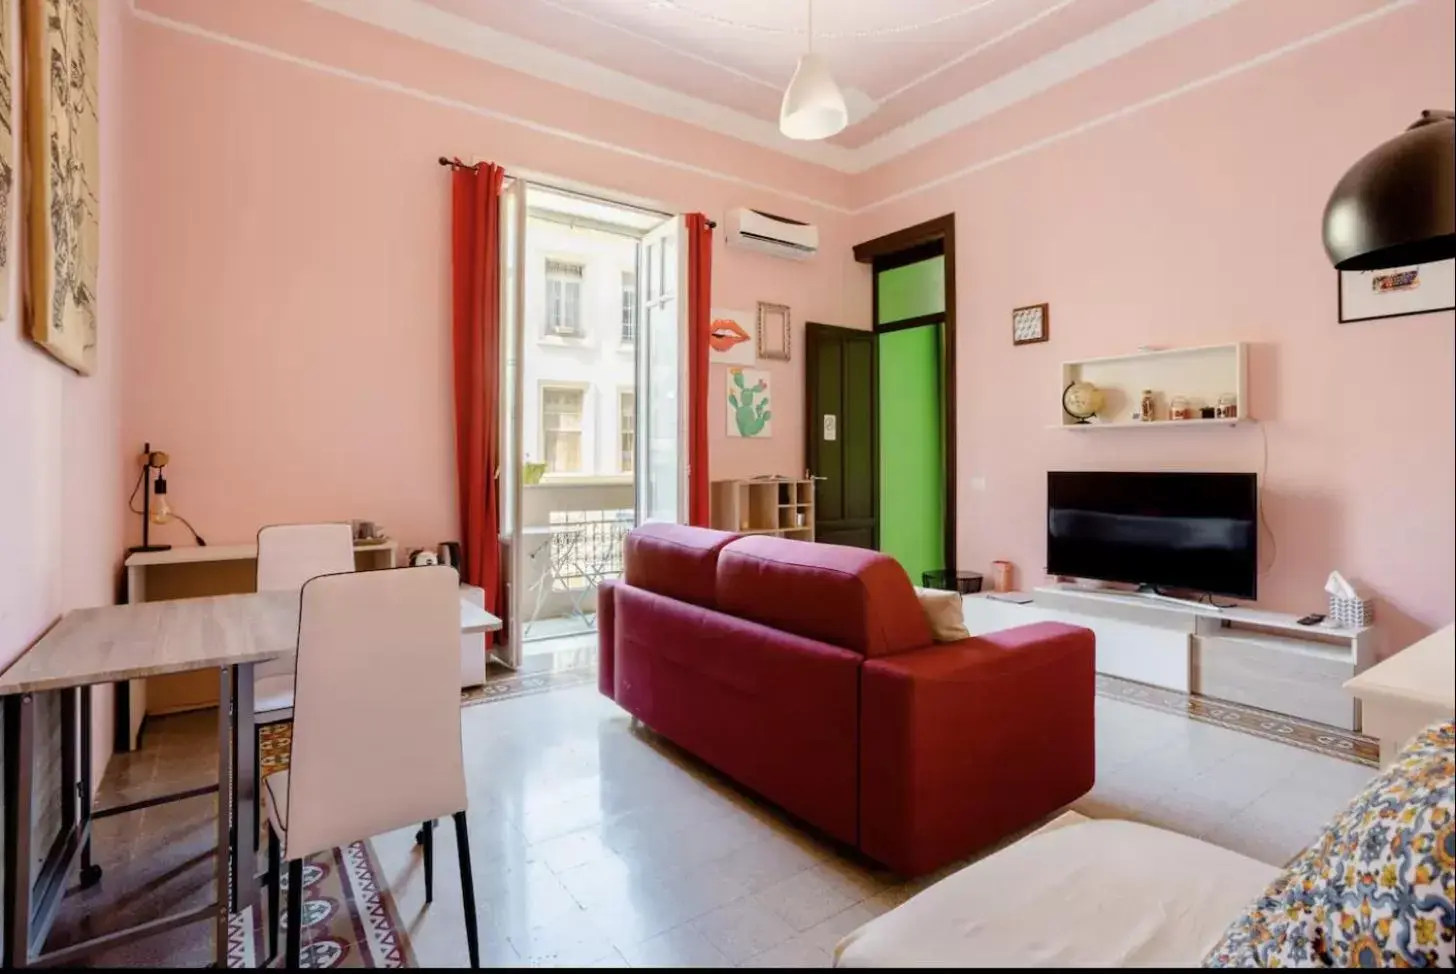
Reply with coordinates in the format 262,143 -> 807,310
970,477 -> 987,491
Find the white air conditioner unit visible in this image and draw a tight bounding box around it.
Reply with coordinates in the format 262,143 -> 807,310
725,208 -> 818,260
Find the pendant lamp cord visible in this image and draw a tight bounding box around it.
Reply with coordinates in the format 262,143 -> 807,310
806,0 -> 813,52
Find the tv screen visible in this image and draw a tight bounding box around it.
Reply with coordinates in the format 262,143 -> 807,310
1047,471 -> 1257,599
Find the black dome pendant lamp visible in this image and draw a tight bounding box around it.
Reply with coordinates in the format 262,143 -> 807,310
1322,109 -> 1454,271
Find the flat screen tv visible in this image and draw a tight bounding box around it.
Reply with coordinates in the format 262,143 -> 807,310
1047,471 -> 1258,599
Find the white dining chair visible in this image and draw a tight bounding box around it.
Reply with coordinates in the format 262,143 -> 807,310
253,523 -> 356,845
264,565 -> 479,967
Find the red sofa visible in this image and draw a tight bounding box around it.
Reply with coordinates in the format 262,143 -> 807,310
597,523 -> 1095,877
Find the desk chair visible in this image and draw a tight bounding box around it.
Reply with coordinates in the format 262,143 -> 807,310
253,523 -> 356,846
264,566 -> 480,967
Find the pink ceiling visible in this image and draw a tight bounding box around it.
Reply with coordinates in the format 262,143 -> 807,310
422,0 -> 1166,148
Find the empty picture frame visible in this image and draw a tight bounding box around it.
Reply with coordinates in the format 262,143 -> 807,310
757,301 -> 790,361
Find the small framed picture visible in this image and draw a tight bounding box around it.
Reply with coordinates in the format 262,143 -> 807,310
757,302 -> 791,361
1338,259 -> 1455,323
1012,303 -> 1049,345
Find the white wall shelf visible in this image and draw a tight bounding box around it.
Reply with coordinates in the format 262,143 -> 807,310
1058,342 -> 1248,427
1048,418 -> 1253,431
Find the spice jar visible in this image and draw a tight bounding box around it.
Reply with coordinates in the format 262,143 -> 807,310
1138,389 -> 1157,422
1170,395 -> 1192,420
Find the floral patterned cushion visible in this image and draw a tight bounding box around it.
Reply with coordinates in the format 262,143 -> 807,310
1203,721 -> 1454,967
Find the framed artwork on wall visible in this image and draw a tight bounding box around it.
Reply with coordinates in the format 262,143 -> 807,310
0,0 -> 14,319
24,0 -> 100,374
757,301 -> 790,361
726,367 -> 772,438
1338,259 -> 1455,323
708,307 -> 755,365
1012,303 -> 1049,345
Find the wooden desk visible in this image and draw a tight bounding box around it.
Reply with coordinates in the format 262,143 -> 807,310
0,591 -> 499,969
121,541 -> 398,749
1344,624 -> 1455,766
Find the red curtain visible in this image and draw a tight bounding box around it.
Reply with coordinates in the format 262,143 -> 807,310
686,214 -> 713,527
450,161 -> 505,627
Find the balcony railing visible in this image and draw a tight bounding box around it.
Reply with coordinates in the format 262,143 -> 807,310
545,508 -> 633,588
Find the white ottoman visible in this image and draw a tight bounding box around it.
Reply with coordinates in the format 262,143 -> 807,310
835,817 -> 1278,968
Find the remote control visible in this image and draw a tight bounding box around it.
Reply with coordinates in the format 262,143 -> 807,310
1296,613 -> 1326,626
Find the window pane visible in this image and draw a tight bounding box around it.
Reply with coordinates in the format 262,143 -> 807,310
621,271 -> 636,342
543,386 -> 584,474
620,392 -> 635,473
546,260 -> 585,336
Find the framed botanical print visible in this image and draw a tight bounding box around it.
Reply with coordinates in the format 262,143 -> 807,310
24,0 -> 100,374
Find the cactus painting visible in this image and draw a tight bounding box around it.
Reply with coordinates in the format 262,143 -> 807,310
726,367 -> 773,438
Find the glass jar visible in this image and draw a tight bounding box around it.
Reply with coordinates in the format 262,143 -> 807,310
1170,395 -> 1192,420
1216,393 -> 1238,419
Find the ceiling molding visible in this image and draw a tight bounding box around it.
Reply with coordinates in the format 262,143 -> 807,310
126,0 -> 855,214
127,0 -> 1420,218
307,0 -> 1251,174
303,0 -> 858,172
853,0 -> 1244,168
856,0 -> 1419,211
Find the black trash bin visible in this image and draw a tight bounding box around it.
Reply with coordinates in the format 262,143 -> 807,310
920,570 -> 984,594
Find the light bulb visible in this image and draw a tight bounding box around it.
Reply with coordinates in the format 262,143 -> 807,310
152,474 -> 173,525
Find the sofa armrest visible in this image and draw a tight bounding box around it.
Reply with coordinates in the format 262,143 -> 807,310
597,578 -> 618,700
859,622 -> 1096,876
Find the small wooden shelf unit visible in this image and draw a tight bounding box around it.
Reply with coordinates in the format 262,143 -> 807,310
710,479 -> 816,541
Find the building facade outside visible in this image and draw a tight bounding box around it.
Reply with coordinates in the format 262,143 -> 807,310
521,215 -> 638,484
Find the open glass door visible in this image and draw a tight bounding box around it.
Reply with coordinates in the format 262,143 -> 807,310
635,216 -> 689,524
496,176 -> 528,668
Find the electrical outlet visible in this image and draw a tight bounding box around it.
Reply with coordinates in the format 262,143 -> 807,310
970,477 -> 987,492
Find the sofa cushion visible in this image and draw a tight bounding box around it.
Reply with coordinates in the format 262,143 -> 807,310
1203,720 -> 1455,968
912,586 -> 971,642
716,536 -> 932,658
622,523 -> 738,610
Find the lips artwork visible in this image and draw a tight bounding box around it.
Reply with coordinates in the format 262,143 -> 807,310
708,308 -> 756,364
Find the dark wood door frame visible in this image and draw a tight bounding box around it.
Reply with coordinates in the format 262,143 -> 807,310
854,214 -> 958,576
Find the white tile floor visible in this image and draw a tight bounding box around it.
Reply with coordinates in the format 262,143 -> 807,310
370,686 -> 1378,968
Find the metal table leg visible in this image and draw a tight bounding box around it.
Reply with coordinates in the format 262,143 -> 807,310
215,666 -> 233,968
3,693 -> 36,969
233,664 -> 258,927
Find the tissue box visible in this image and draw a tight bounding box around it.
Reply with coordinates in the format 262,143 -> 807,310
1328,594 -> 1373,629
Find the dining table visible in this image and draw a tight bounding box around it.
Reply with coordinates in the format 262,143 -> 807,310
0,588 -> 500,968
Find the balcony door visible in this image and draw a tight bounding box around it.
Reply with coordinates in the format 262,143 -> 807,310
496,176 -> 528,669
635,217 -> 689,525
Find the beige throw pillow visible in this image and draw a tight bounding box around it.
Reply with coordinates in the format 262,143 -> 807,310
912,586 -> 971,642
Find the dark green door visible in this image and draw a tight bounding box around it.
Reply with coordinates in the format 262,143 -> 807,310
805,323 -> 877,549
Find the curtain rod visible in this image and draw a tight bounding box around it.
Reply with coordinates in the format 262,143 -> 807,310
437,157 -> 714,228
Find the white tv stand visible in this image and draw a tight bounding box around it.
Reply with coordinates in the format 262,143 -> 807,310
962,584 -> 1379,731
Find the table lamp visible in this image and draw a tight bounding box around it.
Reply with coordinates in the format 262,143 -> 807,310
128,443 -> 208,553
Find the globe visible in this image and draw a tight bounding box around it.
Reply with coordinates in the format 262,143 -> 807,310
1063,381 -> 1104,423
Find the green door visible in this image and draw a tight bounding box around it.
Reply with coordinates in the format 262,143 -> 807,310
876,256 -> 946,586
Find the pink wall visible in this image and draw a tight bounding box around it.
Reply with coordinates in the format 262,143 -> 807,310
113,0 -> 1452,656
0,1 -> 130,784
852,0 -> 1456,652
122,0 -> 868,554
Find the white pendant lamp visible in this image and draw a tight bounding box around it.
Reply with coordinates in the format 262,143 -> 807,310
779,0 -> 847,141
